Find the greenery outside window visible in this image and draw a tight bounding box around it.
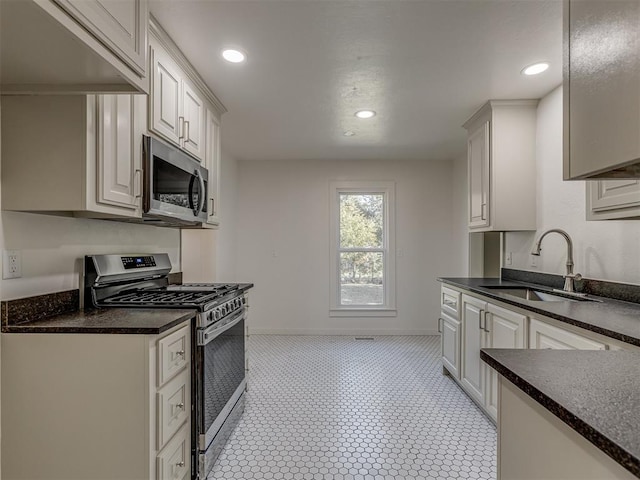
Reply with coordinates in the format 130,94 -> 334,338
330,181 -> 396,316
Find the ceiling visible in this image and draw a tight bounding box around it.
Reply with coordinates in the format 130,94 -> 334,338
150,0 -> 562,162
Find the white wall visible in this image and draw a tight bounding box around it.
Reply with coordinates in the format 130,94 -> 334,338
215,151 -> 239,281
181,150 -> 239,283
235,158 -> 457,335
451,153 -> 469,276
0,212 -> 181,301
505,85 -> 640,285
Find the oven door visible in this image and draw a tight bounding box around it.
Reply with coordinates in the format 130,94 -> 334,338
196,308 -> 246,475
143,135 -> 208,224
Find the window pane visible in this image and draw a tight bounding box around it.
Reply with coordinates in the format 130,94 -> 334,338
339,194 -> 384,248
340,252 -> 384,305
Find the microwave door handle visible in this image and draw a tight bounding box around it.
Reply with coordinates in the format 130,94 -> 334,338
197,169 -> 206,216
188,173 -> 197,215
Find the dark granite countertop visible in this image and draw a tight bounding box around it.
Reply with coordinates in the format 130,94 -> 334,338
438,277 -> 640,347
481,349 -> 640,478
2,308 -> 196,334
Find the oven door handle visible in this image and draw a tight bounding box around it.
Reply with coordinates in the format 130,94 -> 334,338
199,310 -> 244,346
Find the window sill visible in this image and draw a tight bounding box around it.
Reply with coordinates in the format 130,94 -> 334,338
329,309 -> 397,318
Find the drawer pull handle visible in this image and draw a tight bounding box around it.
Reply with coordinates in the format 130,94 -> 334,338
444,300 -> 457,307
176,402 -> 185,410
176,461 -> 185,468
175,350 -> 185,358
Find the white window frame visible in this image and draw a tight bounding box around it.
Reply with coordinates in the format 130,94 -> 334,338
329,181 -> 396,317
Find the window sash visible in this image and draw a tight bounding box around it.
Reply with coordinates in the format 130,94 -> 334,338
330,182 -> 396,314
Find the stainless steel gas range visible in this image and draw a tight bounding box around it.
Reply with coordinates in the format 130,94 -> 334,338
84,253 -> 253,480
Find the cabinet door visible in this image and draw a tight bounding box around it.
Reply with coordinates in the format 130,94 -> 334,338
530,318 -> 607,350
468,121 -> 490,228
55,0 -> 147,75
151,41 -> 182,146
564,0 -> 640,179
205,109 -> 221,225
181,81 -> 205,161
460,294 -> 487,404
587,180 -> 640,220
440,314 -> 461,379
96,94 -> 141,213
484,303 -> 527,421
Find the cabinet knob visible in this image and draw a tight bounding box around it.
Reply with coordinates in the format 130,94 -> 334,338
176,403 -> 185,410
176,461 -> 185,468
175,350 -> 185,357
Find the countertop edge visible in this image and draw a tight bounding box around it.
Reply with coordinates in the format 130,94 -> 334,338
1,310 -> 195,335
480,350 -> 640,478
438,278 -> 640,347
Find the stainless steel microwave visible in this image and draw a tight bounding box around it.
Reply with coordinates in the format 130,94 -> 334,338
142,135 -> 208,226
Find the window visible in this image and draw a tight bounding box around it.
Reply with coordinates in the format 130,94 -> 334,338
330,181 -> 396,316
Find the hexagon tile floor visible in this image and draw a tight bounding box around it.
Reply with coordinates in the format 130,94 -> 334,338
208,335 -> 496,480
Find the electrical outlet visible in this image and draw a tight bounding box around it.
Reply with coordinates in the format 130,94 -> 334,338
530,254 -> 537,268
3,250 -> 22,279
505,252 -> 512,266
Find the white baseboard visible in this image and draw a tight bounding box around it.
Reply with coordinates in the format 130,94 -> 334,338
248,328 -> 440,336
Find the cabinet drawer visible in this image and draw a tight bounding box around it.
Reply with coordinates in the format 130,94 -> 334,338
158,324 -> 190,387
157,423 -> 190,480
157,368 -> 190,450
441,286 -> 461,319
530,319 -> 607,350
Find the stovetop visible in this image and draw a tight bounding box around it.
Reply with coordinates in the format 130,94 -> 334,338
101,283 -> 240,308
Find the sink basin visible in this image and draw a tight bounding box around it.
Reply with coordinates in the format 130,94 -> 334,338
489,288 -> 570,302
487,288 -> 578,302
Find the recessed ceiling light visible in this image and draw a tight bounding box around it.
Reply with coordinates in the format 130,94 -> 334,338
355,110 -> 376,119
522,62 -> 549,76
222,49 -> 246,63
343,131 -> 356,137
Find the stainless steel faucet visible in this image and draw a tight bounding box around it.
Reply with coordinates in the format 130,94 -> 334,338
531,229 -> 582,293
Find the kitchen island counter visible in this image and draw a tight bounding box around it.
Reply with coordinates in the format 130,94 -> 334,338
481,348 -> 640,479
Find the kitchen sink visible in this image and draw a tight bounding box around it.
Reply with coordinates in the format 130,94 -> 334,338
484,287 -> 596,302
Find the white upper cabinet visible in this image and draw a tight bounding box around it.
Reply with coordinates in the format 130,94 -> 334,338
463,100 -> 538,232
205,109 -> 222,226
563,0 -> 640,179
151,41 -> 183,145
182,81 -> 206,161
149,22 -> 217,163
1,95 -> 143,219
0,0 -> 148,93
148,16 -> 226,227
587,179 -> 640,220
96,94 -> 144,212
468,121 -> 490,229
54,0 -> 147,75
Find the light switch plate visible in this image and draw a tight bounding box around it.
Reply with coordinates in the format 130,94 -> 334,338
3,250 -> 22,279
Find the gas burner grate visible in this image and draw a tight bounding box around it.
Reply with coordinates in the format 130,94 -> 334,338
103,290 -> 222,306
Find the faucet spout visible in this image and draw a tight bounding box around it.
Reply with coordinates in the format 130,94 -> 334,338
531,229 -> 581,293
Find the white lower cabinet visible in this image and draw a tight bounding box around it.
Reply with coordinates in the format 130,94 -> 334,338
440,285 -> 623,423
461,294 -> 487,404
529,318 -> 607,350
440,313 -> 461,379
484,304 -> 527,421
1,321 -> 193,480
